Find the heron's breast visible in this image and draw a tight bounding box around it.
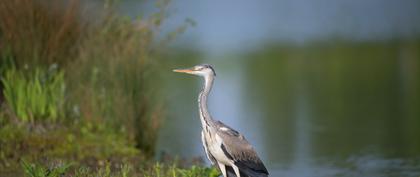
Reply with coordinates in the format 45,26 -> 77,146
206,132 -> 232,165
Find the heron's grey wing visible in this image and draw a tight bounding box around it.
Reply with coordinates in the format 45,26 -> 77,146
214,121 -> 269,176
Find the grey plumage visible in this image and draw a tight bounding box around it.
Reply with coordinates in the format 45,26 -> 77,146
216,122 -> 268,176
174,64 -> 269,177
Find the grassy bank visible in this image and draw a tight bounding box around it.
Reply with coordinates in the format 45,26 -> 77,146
0,0 -> 217,176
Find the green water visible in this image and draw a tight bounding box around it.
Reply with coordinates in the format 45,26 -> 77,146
158,41 -> 420,177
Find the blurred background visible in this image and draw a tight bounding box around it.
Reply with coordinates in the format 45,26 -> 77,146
0,0 -> 419,176
141,0 -> 420,176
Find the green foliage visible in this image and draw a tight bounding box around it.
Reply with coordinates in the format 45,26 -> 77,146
0,0 -> 176,158
175,165 -> 220,177
22,161 -> 70,177
73,164 -> 133,177
0,121 -> 142,175
65,3 -> 166,157
0,0 -> 193,176
0,46 -> 15,75
19,161 -> 219,177
1,67 -> 65,122
141,163 -> 220,177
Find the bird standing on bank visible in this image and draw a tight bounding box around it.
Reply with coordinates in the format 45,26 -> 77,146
173,64 -> 269,177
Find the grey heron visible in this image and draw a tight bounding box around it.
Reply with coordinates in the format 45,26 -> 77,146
173,64 -> 269,177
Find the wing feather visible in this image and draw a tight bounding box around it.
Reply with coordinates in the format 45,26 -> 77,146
215,121 -> 269,175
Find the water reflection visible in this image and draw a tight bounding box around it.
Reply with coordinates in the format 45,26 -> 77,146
241,41 -> 420,176
272,154 -> 420,177
159,41 -> 420,176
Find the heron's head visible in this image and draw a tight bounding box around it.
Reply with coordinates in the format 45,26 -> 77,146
173,64 -> 216,77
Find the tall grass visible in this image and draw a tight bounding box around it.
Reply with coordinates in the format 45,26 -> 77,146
0,0 -> 85,67
0,0 -> 170,158
65,2 -> 168,156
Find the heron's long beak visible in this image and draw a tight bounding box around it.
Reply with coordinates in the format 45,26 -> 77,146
173,67 -> 195,74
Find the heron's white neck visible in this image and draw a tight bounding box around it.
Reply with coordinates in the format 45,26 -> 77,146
198,74 -> 214,129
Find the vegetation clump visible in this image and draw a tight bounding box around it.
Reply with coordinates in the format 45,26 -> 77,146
2,67 -> 65,123
0,0 -> 215,176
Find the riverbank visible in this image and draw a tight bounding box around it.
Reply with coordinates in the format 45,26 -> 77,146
0,0 -> 217,176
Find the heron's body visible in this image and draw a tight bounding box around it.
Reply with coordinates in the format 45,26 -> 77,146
174,64 -> 269,177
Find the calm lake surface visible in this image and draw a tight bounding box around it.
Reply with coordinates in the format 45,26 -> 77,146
157,43 -> 420,177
